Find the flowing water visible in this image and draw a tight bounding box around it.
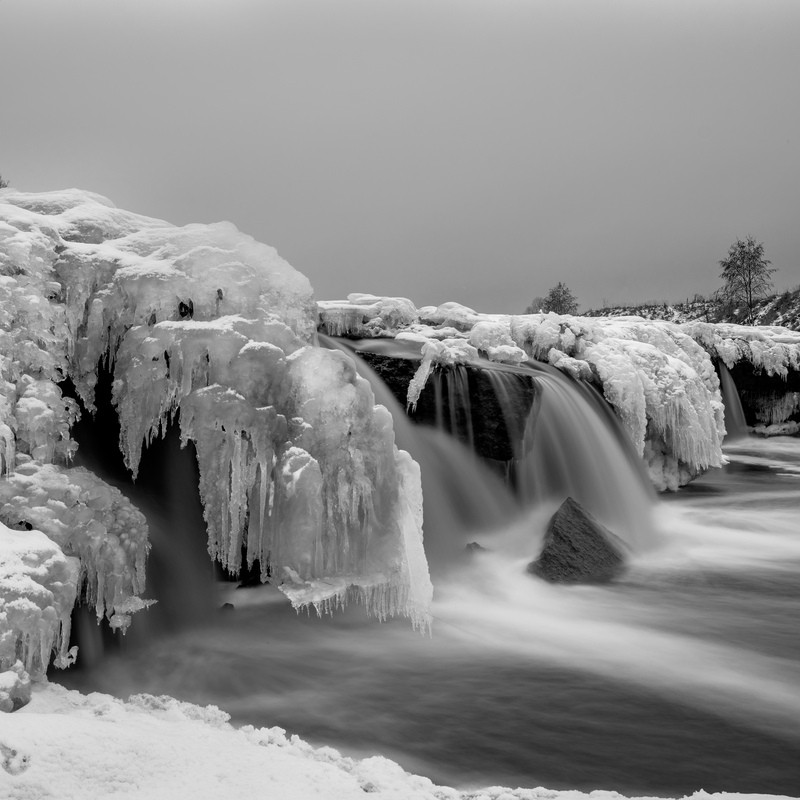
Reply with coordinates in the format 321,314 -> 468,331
54,355 -> 800,797
719,363 -> 750,440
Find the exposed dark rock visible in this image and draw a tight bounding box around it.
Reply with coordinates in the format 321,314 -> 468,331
465,542 -> 487,554
219,603 -> 235,613
528,497 -> 627,583
355,351 -> 537,462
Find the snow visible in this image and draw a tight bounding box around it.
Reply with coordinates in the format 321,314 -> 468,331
0,682 -> 789,800
0,189 -> 433,669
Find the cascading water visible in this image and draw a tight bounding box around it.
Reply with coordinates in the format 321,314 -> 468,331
719,362 -> 749,440
432,367 -> 476,451
318,334 -> 519,571
482,360 -> 656,551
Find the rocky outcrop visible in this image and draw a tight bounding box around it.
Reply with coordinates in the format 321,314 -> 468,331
528,497 -> 627,583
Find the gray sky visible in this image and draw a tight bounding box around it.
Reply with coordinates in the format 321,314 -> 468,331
2,0 -> 799,312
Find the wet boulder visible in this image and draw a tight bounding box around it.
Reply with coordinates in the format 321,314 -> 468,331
528,497 -> 627,583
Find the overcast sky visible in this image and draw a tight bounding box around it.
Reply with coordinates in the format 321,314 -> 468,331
2,0 -> 798,312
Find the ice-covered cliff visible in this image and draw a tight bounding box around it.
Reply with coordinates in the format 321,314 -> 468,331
0,189 -> 432,679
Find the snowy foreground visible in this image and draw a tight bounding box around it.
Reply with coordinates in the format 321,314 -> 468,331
0,682 -> 790,800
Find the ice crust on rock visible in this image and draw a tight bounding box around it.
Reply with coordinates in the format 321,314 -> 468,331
0,189 -> 433,659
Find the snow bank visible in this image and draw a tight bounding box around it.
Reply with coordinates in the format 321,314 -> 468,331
0,189 -> 433,669
0,682 -> 788,800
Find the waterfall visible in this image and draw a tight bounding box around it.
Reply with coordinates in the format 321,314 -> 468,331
323,336 -> 657,553
719,363 -> 749,440
432,367 -> 475,450
317,335 -> 519,571
485,360 -> 656,550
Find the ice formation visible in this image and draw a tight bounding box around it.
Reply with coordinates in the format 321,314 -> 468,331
683,321 -> 800,379
0,522 -> 78,676
318,299 -> 800,491
0,189 -> 433,678
0,462 -> 151,631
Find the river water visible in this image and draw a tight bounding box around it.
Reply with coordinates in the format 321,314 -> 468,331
55,435 -> 800,797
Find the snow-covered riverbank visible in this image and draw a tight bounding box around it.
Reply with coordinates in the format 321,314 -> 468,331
2,682 -> 792,800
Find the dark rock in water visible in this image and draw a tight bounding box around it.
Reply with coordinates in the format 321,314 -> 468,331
465,541 -> 487,554
528,497 -> 627,583
219,603 -> 235,613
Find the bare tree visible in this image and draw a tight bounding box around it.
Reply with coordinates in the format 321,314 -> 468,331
0,175 -> 8,189
718,236 -> 776,324
527,282 -> 579,315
